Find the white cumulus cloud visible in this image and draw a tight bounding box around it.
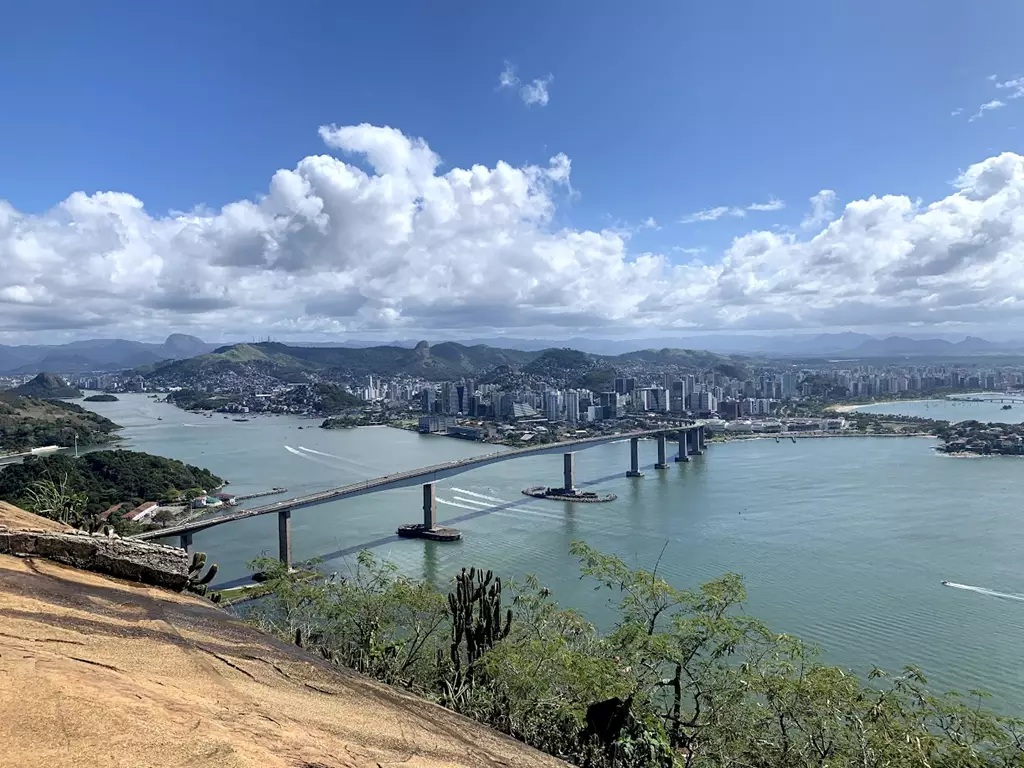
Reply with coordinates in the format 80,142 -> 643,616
3,125 -> 1024,341
801,189 -> 837,230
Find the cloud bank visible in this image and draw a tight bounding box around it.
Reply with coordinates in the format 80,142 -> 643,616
2,123 -> 1024,340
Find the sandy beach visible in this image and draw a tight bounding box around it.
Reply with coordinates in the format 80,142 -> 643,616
829,398 -> 941,413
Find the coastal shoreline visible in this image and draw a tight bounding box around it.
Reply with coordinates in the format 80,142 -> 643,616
829,398 -> 943,413
716,432 -> 936,443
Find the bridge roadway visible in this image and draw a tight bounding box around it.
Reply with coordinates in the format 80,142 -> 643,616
134,424 -> 699,542
947,396 -> 1024,404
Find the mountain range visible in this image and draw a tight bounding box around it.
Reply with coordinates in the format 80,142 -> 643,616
1,333 -> 1021,377
229,333 -> 1024,357
140,341 -> 741,385
0,335 -> 218,374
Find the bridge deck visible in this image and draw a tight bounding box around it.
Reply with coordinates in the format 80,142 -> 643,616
135,425 -> 696,540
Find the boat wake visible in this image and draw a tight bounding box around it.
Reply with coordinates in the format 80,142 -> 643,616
297,446 -> 377,471
450,487 -> 505,504
437,498 -> 479,511
283,445 -> 338,469
297,446 -> 342,459
943,582 -> 1024,602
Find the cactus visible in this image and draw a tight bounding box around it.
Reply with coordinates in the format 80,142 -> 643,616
444,566 -> 513,688
186,551 -> 220,601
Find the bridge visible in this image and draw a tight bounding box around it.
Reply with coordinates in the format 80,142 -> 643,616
947,396 -> 1024,404
134,423 -> 709,567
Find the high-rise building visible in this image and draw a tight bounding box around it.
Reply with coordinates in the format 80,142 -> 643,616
439,381 -> 459,415
565,390 -> 580,423
497,392 -> 515,419
781,372 -> 797,399
670,381 -> 686,414
544,390 -> 561,422
420,388 -> 436,413
650,387 -> 669,412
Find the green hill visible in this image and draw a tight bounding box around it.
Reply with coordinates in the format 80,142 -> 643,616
0,393 -> 120,451
139,340 -> 747,388
0,449 -> 223,516
10,372 -> 83,399
143,340 -> 536,382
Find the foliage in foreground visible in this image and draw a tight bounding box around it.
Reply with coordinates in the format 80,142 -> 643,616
246,546 -> 1024,768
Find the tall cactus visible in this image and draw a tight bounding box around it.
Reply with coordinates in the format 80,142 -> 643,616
186,551 -> 221,602
446,566 -> 512,684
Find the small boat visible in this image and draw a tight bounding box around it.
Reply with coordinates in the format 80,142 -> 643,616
1001,404 -> 1012,410
157,417 -> 162,421
941,580 -> 950,586
232,418 -> 250,423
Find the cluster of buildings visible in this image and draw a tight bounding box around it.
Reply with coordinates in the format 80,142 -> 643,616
414,372 -> 780,429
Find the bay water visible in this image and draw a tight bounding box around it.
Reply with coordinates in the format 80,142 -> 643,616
82,394 -> 1024,711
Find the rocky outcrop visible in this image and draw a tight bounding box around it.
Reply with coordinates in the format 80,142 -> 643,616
0,554 -> 569,768
0,528 -> 188,591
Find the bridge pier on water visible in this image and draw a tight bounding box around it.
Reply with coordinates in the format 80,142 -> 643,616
179,532 -> 192,553
563,452 -> 575,491
676,431 -> 689,462
655,434 -> 669,469
423,482 -> 437,529
278,508 -> 292,569
626,437 -> 645,477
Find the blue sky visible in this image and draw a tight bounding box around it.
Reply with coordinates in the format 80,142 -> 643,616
2,1 -> 1024,341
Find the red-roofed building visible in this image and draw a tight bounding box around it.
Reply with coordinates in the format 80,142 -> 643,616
124,501 -> 159,522
98,503 -> 125,521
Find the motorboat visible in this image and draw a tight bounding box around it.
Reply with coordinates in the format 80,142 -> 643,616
941,580 -> 950,586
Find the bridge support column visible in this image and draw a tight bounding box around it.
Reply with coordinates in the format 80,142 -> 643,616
676,433 -> 689,462
563,452 -> 575,491
626,437 -> 644,477
655,434 -> 669,469
422,482 -> 437,530
179,532 -> 192,552
691,427 -> 704,456
277,508 -> 292,570
697,425 -> 706,452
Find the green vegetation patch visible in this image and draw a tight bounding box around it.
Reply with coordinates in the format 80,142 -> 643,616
0,449 -> 223,515
0,393 -> 120,451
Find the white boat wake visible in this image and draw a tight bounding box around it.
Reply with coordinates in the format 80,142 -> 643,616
450,490 -> 564,521
943,582 -> 1024,602
450,487 -> 505,503
297,446 -> 379,472
297,446 -> 339,458
437,498 -> 479,511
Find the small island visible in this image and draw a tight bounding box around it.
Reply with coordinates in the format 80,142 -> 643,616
936,420 -> 1024,456
320,414 -> 372,429
84,393 -> 120,402
523,486 -> 617,503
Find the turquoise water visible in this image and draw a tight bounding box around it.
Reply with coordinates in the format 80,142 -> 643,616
856,396 -> 1024,423
82,395 -> 1024,711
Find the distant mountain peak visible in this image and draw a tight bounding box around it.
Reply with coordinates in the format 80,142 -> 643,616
11,372 -> 83,399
